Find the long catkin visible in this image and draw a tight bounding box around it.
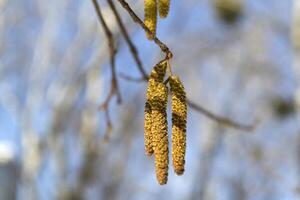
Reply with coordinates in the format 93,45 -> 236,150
158,0 -> 170,18
144,61 -> 167,156
147,81 -> 169,185
169,75 -> 187,175
144,0 -> 157,39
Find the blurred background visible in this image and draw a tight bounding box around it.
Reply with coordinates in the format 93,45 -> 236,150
0,0 -> 300,199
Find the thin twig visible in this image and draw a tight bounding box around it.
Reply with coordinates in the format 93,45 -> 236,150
107,0 -> 149,80
91,0 -> 121,138
187,99 -> 255,131
92,0 -> 121,105
119,72 -> 146,82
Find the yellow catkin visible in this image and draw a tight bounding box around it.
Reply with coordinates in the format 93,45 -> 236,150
144,0 -> 157,40
144,61 -> 167,156
169,75 -> 187,175
158,0 -> 170,18
148,82 -> 169,185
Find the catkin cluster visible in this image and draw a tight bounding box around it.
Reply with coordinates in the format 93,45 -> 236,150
144,60 -> 187,185
144,0 -> 170,39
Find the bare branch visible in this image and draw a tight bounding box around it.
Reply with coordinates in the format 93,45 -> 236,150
187,99 -> 255,131
119,72 -> 146,82
107,0 -> 149,80
92,0 -> 122,105
91,0 -> 121,138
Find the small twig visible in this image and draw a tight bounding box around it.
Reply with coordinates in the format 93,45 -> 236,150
117,0 -> 173,58
187,99 -> 255,131
92,0 -> 121,104
91,0 -> 121,138
119,72 -> 146,82
107,0 -> 149,80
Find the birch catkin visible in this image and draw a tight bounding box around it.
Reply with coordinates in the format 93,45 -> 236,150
148,81 -> 169,185
144,61 -> 167,156
169,75 -> 187,175
158,0 -> 170,18
144,0 -> 157,39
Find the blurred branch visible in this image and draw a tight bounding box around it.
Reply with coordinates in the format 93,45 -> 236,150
107,0 -> 149,80
119,72 -> 146,82
187,99 -> 255,131
91,0 -> 121,138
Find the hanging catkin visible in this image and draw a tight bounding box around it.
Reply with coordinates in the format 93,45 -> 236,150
169,75 -> 187,175
144,61 -> 167,156
158,0 -> 170,18
147,81 -> 169,185
144,0 -> 157,39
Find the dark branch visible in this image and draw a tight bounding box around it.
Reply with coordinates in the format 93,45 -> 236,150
187,99 -> 255,131
92,0 -> 121,105
91,0 -> 121,138
107,0 -> 149,80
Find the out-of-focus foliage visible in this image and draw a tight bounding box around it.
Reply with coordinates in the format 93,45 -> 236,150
0,0 -> 299,199
213,0 -> 243,23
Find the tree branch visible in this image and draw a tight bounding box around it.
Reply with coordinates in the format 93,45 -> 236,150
187,99 -> 255,131
92,0 -> 121,105
91,0 -> 121,137
107,0 -> 149,80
